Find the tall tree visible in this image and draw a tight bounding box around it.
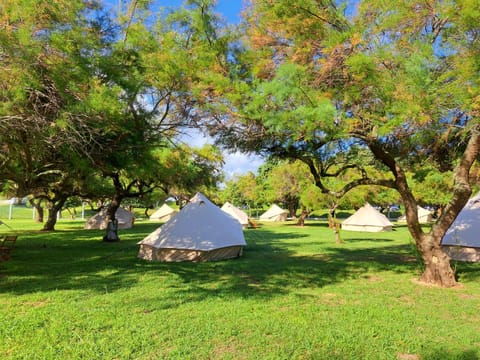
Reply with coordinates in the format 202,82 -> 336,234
210,0 -> 480,287
0,0 -> 120,230
0,0 -> 228,234
95,0 -> 232,239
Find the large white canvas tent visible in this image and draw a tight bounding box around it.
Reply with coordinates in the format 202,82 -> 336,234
221,202 -> 249,228
149,203 -> 177,222
397,206 -> 433,224
259,204 -> 288,222
341,203 -> 393,232
84,207 -> 134,230
441,193 -> 480,262
138,193 -> 246,262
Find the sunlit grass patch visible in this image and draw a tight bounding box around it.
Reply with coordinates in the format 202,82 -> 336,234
0,219 -> 479,359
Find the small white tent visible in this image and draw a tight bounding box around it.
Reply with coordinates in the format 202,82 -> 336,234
149,203 -> 178,222
138,193 -> 246,262
397,206 -> 433,224
441,193 -> 480,262
341,203 -> 393,232
221,202 -> 249,228
259,204 -> 288,222
85,207 -> 134,230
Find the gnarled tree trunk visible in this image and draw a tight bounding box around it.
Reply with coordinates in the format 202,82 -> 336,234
42,196 -> 67,231
416,234 -> 456,287
103,195 -> 121,242
366,127 -> 480,287
29,198 -> 44,223
296,206 -> 308,226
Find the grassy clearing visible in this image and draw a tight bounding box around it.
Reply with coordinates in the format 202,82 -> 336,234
1,219 -> 479,359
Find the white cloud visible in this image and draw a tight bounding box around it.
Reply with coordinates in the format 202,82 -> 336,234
223,152 -> 264,179
177,128 -> 214,147
177,128 -> 264,178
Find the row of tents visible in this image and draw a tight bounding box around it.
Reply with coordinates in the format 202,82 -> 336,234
84,202 -> 288,230
150,202 -> 290,224
83,194 -> 480,263
148,202 -> 432,227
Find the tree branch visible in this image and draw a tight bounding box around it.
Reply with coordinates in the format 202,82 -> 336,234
433,124 -> 480,239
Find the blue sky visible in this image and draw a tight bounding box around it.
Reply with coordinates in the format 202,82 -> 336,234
216,0 -> 244,23
146,0 -> 244,24
154,0 -> 264,178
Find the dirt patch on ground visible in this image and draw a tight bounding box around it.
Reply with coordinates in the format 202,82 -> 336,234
397,353 -> 420,360
23,300 -> 48,307
410,278 -> 464,289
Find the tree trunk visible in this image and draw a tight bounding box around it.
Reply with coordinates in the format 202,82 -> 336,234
37,206 -> 44,223
334,223 -> 343,244
144,206 -> 152,218
43,209 -> 58,231
417,234 -> 456,287
365,133 -> 480,287
327,208 -> 336,229
42,197 -> 67,231
103,196 -> 121,242
29,198 -> 44,223
296,206 -> 308,226
403,199 -> 458,287
288,204 -> 296,218
103,218 -> 120,242
66,207 -> 77,219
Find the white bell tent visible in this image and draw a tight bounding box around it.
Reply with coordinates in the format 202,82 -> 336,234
397,206 -> 433,224
259,204 -> 288,222
221,202 -> 249,228
441,193 -> 480,262
138,193 -> 246,262
84,207 -> 134,230
149,203 -> 178,222
341,203 -> 393,232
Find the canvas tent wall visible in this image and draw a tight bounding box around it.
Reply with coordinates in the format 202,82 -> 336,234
85,207 -> 134,230
397,206 -> 433,224
149,203 -> 177,222
441,193 -> 480,262
221,202 -> 249,228
138,193 -> 246,262
259,204 -> 288,222
341,203 -> 393,232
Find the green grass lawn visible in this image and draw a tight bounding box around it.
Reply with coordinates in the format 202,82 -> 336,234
1,219 -> 479,359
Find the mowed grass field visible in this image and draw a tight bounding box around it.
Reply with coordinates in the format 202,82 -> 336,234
1,218 -> 479,359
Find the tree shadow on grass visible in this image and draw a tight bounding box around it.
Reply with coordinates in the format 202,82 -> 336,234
346,238 -> 395,242
2,222 -> 478,301
0,222 -> 161,295
454,261 -> 480,283
128,226 -> 425,304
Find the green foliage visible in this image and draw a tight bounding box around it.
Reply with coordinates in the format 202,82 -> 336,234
0,0 -> 232,228
246,63 -> 337,139
153,143 -> 224,201
409,168 -> 454,207
299,184 -> 326,211
220,171 -> 258,208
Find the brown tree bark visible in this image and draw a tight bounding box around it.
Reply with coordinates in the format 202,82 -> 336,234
29,198 -> 44,223
103,194 -> 121,242
296,206 -> 308,226
42,196 -> 67,231
417,234 -> 456,287
334,223 -> 343,244
365,127 -> 480,287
